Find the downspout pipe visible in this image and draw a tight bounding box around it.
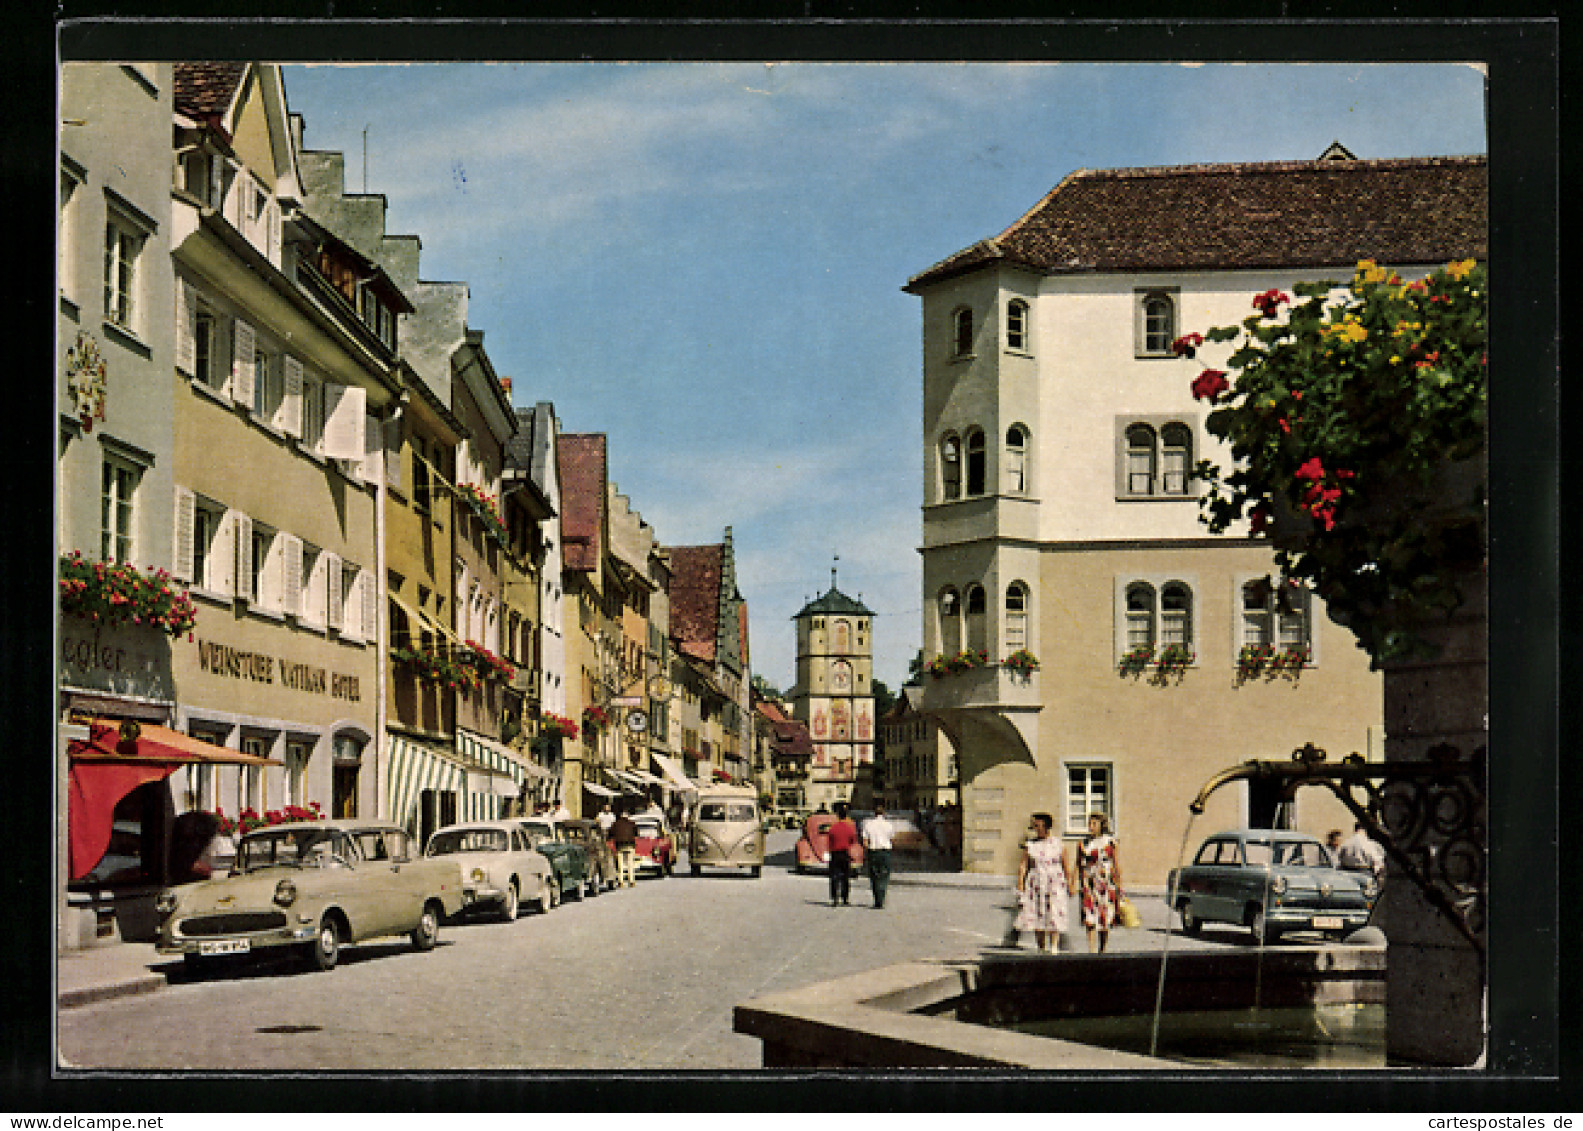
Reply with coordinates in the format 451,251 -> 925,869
373,389 -> 407,820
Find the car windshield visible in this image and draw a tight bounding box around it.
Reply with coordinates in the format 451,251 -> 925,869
519,822 -> 555,846
1273,840 -> 1329,867
427,828 -> 508,855
237,828 -> 354,873
700,802 -> 756,822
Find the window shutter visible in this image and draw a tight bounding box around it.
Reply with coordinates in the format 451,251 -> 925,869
223,160 -> 244,229
385,416 -> 403,490
172,486 -> 195,582
281,355 -> 303,437
209,508 -> 234,597
304,552 -> 326,628
340,569 -> 363,642
231,318 -> 256,408
326,553 -> 344,630
322,384 -> 367,461
282,533 -> 302,617
362,568 -> 379,646
266,198 -> 281,266
208,155 -> 223,210
361,410 -> 382,483
175,281 -> 196,375
262,533 -> 284,612
234,512 -> 253,602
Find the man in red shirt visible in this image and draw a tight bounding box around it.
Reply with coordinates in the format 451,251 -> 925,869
827,802 -> 859,906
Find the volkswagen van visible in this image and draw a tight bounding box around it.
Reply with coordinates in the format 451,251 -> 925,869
688,785 -> 765,877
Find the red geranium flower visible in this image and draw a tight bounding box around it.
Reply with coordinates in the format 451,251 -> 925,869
1191,369 -> 1230,402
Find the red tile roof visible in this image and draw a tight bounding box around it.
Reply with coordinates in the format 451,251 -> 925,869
907,154 -> 1487,290
756,699 -> 790,724
172,62 -> 248,122
667,543 -> 724,663
557,434 -> 606,573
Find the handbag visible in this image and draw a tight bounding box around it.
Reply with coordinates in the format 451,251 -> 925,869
1117,896 -> 1142,929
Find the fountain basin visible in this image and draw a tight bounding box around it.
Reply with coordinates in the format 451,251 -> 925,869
733,947 -> 1385,1069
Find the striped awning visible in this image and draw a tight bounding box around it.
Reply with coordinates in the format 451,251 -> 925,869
386,735 -> 470,839
456,730 -> 542,817
651,752 -> 699,795
583,782 -> 618,799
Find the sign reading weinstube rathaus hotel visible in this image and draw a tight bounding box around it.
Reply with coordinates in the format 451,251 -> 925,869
195,638 -> 362,701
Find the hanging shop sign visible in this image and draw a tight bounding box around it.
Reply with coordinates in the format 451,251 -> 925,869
193,637 -> 362,702
65,331 -> 108,432
59,618 -> 174,702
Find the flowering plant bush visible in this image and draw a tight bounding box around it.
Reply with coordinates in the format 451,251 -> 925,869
455,482 -> 509,547
214,802 -> 323,838
59,552 -> 198,638
1236,642 -> 1312,684
1187,259 -> 1487,663
539,713 -> 579,741
1002,649 -> 1040,675
582,705 -> 611,734
1117,644 -> 1155,678
1154,643 -> 1196,675
465,639 -> 516,682
925,649 -> 991,678
392,643 -> 482,692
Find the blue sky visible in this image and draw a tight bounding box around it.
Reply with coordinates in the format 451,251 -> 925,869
279,62 -> 1487,691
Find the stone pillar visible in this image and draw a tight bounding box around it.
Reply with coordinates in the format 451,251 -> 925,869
1379,564 -> 1486,1066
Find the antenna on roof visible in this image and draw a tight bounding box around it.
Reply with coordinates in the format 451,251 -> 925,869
362,126 -> 369,192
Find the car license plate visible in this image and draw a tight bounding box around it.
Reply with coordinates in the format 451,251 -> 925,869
1311,915 -> 1344,930
198,939 -> 251,956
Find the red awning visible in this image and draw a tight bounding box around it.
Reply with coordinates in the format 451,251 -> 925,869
66,720 -> 279,881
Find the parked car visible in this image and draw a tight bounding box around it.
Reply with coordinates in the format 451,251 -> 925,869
426,820 -> 557,920
794,812 -> 865,873
631,815 -> 675,877
155,820 -> 467,973
847,810 -> 931,854
689,786 -> 766,877
1166,829 -> 1380,944
516,818 -> 590,902
559,819 -> 617,893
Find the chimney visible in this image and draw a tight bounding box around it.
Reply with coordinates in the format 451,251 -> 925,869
499,377 -> 513,398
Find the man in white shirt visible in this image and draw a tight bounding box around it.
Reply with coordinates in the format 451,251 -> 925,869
861,802 -> 895,909
1337,822 -> 1386,878
595,803 -> 615,834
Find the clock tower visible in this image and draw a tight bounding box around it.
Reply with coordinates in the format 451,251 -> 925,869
790,565 -> 875,809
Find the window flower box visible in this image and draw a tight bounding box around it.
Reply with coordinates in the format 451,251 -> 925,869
455,482 -> 509,548
581,705 -> 611,735
215,802 -> 323,838
1118,645 -> 1155,678
465,639 -> 516,683
1002,649 -> 1040,676
539,713 -> 579,741
59,551 -> 198,638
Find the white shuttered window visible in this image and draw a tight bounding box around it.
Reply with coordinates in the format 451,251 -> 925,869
172,486 -> 196,581
231,319 -> 256,409
325,553 -> 344,630
322,384 -> 367,461
281,533 -> 303,617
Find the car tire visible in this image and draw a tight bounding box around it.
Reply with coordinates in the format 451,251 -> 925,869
498,880 -> 520,922
183,952 -> 215,977
411,902 -> 441,951
690,863 -> 702,876
1178,902 -> 1202,936
750,865 -> 762,878
585,872 -> 599,898
548,876 -> 562,909
568,873 -> 584,901
1249,905 -> 1279,945
308,915 -> 340,972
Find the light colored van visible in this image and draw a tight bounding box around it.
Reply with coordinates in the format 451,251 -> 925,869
688,785 -> 765,877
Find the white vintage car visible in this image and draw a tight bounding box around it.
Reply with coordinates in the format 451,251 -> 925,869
425,820 -> 558,920
155,820 -> 468,973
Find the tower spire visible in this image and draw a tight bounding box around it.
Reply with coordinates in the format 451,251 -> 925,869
831,553 -> 839,593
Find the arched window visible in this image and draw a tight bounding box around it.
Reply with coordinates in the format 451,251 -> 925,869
1004,425 -> 1029,494
1125,582 -> 1155,649
953,307 -> 974,357
966,429 -> 987,496
1161,582 -> 1193,647
1005,581 -> 1030,651
1242,577 -> 1311,651
965,584 -> 988,652
1006,299 -> 1030,352
938,587 -> 961,656
1141,291 -> 1175,355
831,660 -> 853,692
1161,423 -> 1193,495
940,434 -> 961,501
1126,424 -> 1157,495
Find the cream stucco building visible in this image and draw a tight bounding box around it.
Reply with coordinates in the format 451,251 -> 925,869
905,149 -> 1487,883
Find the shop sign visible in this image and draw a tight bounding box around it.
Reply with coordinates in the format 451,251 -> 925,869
194,638 -> 362,702
59,618 -> 174,701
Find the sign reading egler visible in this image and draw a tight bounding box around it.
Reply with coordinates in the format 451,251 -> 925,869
195,638 -> 362,701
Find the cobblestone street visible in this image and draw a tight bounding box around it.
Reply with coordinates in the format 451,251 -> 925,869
56,832 -> 1234,1071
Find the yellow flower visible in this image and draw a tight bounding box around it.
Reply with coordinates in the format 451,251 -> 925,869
1445,258 -> 1476,280
1324,318 -> 1368,344
1354,259 -> 1389,286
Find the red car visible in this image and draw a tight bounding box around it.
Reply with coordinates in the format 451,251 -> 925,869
610,814 -> 675,877
794,812 -> 865,873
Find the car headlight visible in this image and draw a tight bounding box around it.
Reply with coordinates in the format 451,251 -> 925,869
1269,875 -> 1288,895
273,878 -> 298,907
154,889 -> 179,916
471,867 -> 486,883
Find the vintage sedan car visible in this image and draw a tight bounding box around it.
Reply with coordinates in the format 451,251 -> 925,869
155,820 -> 467,973
516,819 -> 590,902
559,819 -> 617,893
426,820 -> 557,920
1166,829 -> 1379,943
631,815 -> 675,877
793,812 -> 864,873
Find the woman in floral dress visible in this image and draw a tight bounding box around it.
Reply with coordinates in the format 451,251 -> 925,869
1015,812 -> 1074,953
1079,812 -> 1123,953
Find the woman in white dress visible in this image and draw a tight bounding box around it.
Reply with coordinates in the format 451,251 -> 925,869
1015,812 -> 1075,953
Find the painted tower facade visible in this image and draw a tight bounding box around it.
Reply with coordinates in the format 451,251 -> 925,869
790,572 -> 875,810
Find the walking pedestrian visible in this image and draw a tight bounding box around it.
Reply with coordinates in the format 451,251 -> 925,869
550,797 -> 571,823
1014,812 -> 1074,953
1337,821 -> 1386,879
1078,812 -> 1122,953
610,804 -> 639,888
595,802 -> 616,835
861,802 -> 894,909
827,801 -> 858,907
